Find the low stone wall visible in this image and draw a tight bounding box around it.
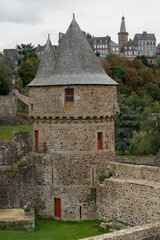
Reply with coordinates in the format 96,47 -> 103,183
115,150 -> 160,167
107,162 -> 160,183
0,208 -> 35,230
97,178 -> 160,225
79,222 -> 160,240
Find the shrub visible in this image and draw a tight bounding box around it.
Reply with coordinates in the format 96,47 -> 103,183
19,160 -> 27,166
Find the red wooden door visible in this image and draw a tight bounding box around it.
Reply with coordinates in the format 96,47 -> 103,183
98,132 -> 102,150
55,198 -> 61,217
35,130 -> 39,150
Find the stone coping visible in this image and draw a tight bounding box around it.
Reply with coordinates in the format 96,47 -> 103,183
79,222 -> 160,240
105,177 -> 160,188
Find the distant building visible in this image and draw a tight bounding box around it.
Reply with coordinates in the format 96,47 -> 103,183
87,36 -> 119,58
120,40 -> 138,60
133,31 -> 156,63
3,49 -> 18,59
118,16 -> 138,60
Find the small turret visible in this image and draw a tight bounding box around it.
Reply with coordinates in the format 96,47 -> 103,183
118,16 -> 129,45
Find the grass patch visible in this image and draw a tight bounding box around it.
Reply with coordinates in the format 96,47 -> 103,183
0,125 -> 32,142
0,219 -> 111,240
18,160 -> 27,167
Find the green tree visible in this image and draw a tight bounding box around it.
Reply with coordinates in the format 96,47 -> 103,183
18,57 -> 39,86
135,55 -> 148,67
23,52 -> 38,62
115,94 -> 142,154
129,102 -> 160,155
113,65 -> 125,81
0,64 -> 11,95
86,33 -> 92,39
16,43 -> 35,56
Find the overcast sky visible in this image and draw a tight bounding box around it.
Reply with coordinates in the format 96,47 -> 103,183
0,0 -> 160,51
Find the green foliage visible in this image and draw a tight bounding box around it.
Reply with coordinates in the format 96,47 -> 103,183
18,57 -> 39,86
0,64 -> 11,95
96,52 -> 100,57
100,54 -> 160,155
2,57 -> 15,70
99,173 -> 112,183
99,173 -> 106,183
135,55 -> 148,67
113,65 -> 125,81
23,52 -> 38,62
86,33 -> 92,39
115,94 -> 142,154
18,77 -> 23,91
11,170 -> 16,177
16,43 -> 35,56
19,160 -> 27,166
129,102 -> 160,155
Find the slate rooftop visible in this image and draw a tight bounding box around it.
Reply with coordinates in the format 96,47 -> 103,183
29,16 -> 117,86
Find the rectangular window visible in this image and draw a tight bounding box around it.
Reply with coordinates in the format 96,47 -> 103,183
65,88 -> 74,104
98,132 -> 103,150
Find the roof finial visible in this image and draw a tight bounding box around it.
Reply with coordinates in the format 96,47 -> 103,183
48,34 -> 50,40
73,13 -> 75,20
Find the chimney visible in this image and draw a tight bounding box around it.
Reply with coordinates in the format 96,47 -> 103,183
143,31 -> 147,37
59,32 -> 64,41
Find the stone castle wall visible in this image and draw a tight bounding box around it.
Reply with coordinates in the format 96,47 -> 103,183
0,95 -> 17,125
29,85 -> 119,118
97,177 -> 160,225
0,154 -> 97,220
97,161 -> 160,226
33,120 -> 115,153
0,132 -> 33,166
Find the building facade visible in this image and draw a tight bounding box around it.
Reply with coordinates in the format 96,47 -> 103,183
87,36 -> 119,57
133,31 -> 156,63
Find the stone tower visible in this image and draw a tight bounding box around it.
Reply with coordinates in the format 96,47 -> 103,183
28,16 -> 119,220
118,16 -> 128,45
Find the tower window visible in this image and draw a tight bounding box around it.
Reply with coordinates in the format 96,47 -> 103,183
35,130 -> 39,151
98,132 -> 103,150
65,88 -> 74,104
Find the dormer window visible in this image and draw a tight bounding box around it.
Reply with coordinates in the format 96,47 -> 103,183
65,88 -> 74,104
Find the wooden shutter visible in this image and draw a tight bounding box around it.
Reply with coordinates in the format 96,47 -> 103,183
98,132 -> 102,150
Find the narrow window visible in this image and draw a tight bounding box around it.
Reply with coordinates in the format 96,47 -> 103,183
80,206 -> 82,219
92,167 -> 94,185
31,104 -> 33,110
98,132 -> 103,150
35,130 -> 39,150
65,88 -> 74,104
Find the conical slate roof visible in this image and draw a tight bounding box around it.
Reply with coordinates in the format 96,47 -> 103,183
120,16 -> 127,33
29,16 -> 117,86
29,34 -> 56,85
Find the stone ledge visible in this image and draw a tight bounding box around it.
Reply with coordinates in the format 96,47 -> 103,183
79,222 -> 160,240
